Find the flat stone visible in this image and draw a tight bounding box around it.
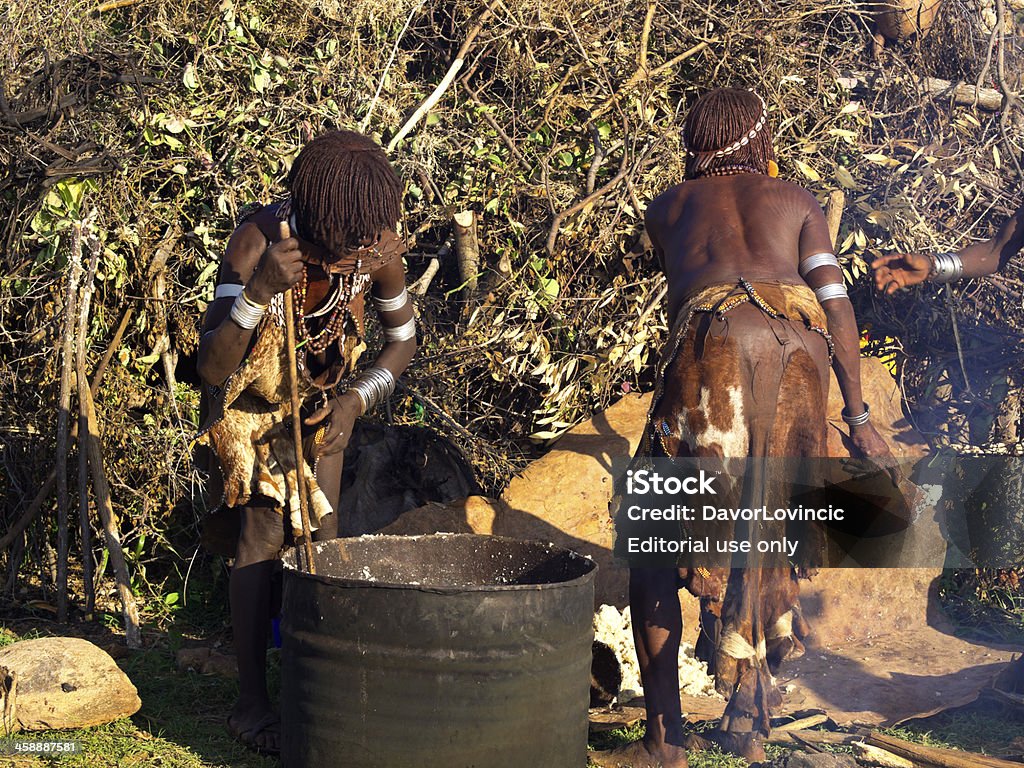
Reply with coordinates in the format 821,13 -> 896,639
0,637 -> 141,733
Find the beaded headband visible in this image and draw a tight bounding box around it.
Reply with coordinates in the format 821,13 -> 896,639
683,91 -> 769,159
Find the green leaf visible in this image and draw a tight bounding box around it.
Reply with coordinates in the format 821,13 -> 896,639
182,63 -> 198,90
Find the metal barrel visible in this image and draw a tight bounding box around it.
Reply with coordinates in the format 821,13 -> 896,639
280,533 -> 597,768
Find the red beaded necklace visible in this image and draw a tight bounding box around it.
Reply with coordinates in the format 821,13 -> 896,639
293,265 -> 346,355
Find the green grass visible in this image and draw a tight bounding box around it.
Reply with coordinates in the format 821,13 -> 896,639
587,719 -> 792,767
1,625 -> 278,768
880,700 -> 1024,757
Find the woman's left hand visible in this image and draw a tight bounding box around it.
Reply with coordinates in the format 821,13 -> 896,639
304,391 -> 362,457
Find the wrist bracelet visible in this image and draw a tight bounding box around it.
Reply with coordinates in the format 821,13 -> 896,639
928,252 -> 963,283
229,289 -> 267,329
347,366 -> 396,415
841,403 -> 871,426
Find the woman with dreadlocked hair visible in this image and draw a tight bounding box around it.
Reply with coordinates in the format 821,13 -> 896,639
594,89 -> 894,767
195,130 -> 416,756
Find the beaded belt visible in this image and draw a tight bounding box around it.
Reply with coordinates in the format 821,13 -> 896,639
695,277 -> 835,362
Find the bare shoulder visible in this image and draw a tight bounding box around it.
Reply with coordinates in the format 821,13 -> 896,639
369,249 -> 407,295
761,176 -> 822,211
221,220 -> 268,282
645,182 -> 689,225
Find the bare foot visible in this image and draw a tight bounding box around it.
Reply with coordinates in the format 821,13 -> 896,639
226,706 -> 280,756
684,730 -> 765,763
590,740 -> 688,768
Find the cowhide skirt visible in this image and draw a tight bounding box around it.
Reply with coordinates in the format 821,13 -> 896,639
651,279 -> 831,737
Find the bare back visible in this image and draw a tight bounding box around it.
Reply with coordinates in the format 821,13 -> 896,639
645,174 -> 834,322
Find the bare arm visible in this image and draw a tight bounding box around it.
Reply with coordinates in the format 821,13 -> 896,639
797,195 -> 891,459
197,221 -> 304,387
958,204 -> 1024,276
873,205 -> 1024,292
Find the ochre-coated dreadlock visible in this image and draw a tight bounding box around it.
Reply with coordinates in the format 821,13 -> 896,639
287,130 -> 402,258
682,88 -> 776,179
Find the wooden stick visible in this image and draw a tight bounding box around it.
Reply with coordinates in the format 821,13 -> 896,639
279,221 -> 316,575
837,71 -> 1008,111
55,223 -> 83,622
77,235 -> 141,648
773,713 -> 829,732
75,234 -> 100,615
866,732 -> 1024,768
853,741 -> 915,768
80,380 -> 141,647
825,189 -> 846,248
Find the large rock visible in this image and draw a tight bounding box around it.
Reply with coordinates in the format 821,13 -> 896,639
384,359 -> 929,608
0,637 -> 141,733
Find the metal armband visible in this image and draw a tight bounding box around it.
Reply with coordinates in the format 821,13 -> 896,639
813,282 -> 848,304
928,252 -> 963,283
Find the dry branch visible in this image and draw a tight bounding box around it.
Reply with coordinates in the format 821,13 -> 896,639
387,0 -> 503,152
825,190 -> 846,248
80,380 -> 142,647
546,150 -> 629,255
838,71 -> 1007,110
410,258 -> 441,296
591,40 -> 712,119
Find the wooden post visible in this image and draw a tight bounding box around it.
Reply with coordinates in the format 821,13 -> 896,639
55,224 -> 83,622
453,210 -> 480,294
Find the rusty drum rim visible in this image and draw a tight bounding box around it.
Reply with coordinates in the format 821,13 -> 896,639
281,532 -> 598,594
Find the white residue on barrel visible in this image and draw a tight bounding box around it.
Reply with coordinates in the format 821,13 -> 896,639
593,604 -> 720,703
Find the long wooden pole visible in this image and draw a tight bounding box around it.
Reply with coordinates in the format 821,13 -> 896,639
55,223 -> 83,622
279,221 -> 316,574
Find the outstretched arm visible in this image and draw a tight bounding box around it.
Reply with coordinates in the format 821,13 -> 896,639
303,255 -> 417,457
797,194 -> 892,460
873,205 -> 1024,293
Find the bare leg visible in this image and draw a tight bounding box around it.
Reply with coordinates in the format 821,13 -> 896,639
228,503 -> 285,754
593,568 -> 688,768
312,449 -> 343,541
686,568 -> 769,763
